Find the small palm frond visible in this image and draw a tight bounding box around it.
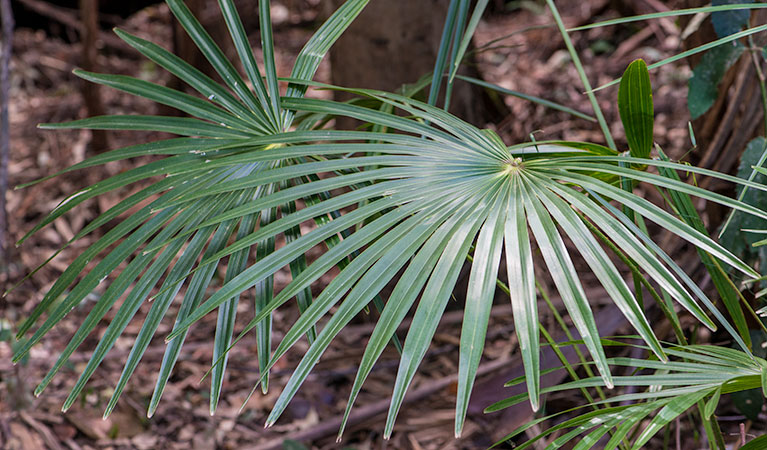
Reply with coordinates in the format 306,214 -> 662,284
488,342 -> 767,450
12,0 -> 369,417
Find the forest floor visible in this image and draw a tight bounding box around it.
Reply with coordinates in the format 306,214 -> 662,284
1,1 -> 764,449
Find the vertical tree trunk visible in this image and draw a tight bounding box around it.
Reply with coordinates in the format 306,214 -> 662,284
328,0 -> 505,128
79,0 -> 109,152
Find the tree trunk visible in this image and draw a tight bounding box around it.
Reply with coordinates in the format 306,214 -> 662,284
79,0 -> 110,152
328,0 -> 506,128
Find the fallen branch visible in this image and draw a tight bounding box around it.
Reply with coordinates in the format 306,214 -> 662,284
247,356 -> 514,450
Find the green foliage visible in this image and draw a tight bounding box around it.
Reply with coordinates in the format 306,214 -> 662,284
741,434 -> 767,449
731,330 -> 767,420
688,42 -> 744,120
721,137 -> 767,261
712,0 -> 755,38
685,0 -> 756,120
489,342 -> 767,449
618,59 -> 653,159
13,0 -> 767,446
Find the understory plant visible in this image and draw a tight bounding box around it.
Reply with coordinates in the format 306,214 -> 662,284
11,0 -> 767,447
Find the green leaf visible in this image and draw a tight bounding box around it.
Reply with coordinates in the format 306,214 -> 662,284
257,0 -> 282,128
113,28 -> 272,133
448,0 -> 489,83
428,0 -> 463,108
218,0 -> 279,130
504,179 -> 540,411
210,207 -> 259,411
337,210 -> 463,438
732,387 -> 765,420
455,184 -> 507,436
40,115 -> 255,138
149,216 -> 241,417
456,75 -> 597,122
688,42 -> 745,119
253,188 -> 276,395
618,59 -> 653,158
721,137 -> 767,255
521,180 -> 612,388
704,386 -> 722,419
385,197 -> 490,437
166,0 -> 265,120
741,435 -> 767,450
266,196 -> 468,429
712,0 -> 754,38
73,70 -> 256,132
592,23 -> 767,93
570,4 -> 767,31
283,0 -> 370,125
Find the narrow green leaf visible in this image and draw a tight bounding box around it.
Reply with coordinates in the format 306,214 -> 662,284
455,184 -> 506,437
280,195 -> 316,344
148,217 -> 241,417
618,59 -> 653,158
218,0 -> 280,129
456,75 -> 597,122
40,115 -> 255,138
448,0 -> 489,83
630,389 -> 714,449
384,197 -> 489,437
266,197 -> 465,428
254,190 -> 276,394
704,386 -> 722,419
113,28 -> 272,131
592,24 -> 767,92
338,206 -> 470,438
73,70 -> 257,132
283,0 -> 370,125
428,0 -> 462,108
166,0 -> 265,118
104,219 -> 219,417
520,177 -> 613,387
530,181 -> 665,360
258,0 -> 282,127
16,138 -> 234,189
570,4 -> 767,31
60,205 -> 209,412
210,207 -> 259,412
504,177 -> 540,411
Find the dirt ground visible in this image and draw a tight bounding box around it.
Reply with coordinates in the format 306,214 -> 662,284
1,1 -> 765,449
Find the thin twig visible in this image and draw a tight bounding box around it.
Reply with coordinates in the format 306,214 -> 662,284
0,0 -> 13,277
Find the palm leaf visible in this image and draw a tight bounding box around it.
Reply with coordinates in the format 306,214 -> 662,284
489,342 -> 765,449
16,1 -> 765,441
